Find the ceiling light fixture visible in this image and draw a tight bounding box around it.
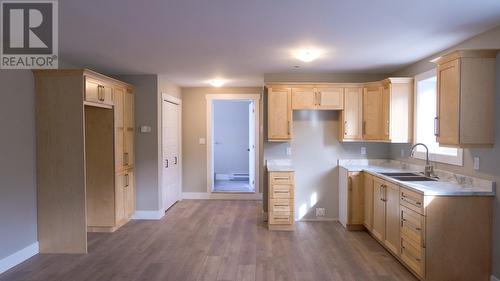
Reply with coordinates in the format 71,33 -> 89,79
294,49 -> 321,63
209,79 -> 226,87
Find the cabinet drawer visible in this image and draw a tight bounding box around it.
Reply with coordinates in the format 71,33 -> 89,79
401,237 -> 425,278
401,206 -> 425,248
400,187 -> 424,215
269,199 -> 293,213
269,212 -> 294,225
270,172 -> 294,185
270,184 -> 293,199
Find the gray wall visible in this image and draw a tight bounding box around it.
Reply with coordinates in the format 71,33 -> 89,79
389,25 -> 500,278
118,75 -> 181,212
264,110 -> 390,220
0,70 -> 38,260
213,100 -> 250,175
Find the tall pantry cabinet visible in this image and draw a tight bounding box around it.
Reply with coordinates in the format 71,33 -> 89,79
34,69 -> 136,254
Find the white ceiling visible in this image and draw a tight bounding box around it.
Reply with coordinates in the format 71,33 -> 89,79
59,0 -> 500,86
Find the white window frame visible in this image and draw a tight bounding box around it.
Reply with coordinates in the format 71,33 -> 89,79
412,69 -> 463,166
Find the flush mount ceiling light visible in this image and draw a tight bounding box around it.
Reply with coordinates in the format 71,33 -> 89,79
293,48 -> 322,63
209,79 -> 226,87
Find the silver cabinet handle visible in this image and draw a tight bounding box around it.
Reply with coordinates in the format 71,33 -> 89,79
434,117 -> 439,137
124,152 -> 129,165
174,156 -> 178,165
344,121 -> 348,135
317,91 -> 322,106
124,174 -> 129,187
165,159 -> 169,168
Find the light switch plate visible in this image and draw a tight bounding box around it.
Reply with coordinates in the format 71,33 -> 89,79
140,125 -> 152,133
474,156 -> 480,170
361,147 -> 367,155
199,138 -> 206,145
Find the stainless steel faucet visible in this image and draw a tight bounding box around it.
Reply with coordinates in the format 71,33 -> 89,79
410,143 -> 434,177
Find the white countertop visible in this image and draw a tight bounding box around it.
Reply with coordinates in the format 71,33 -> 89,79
339,160 -> 496,197
266,159 -> 294,172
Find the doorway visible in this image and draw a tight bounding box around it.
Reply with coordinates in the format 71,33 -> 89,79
161,94 -> 181,212
206,94 -> 260,195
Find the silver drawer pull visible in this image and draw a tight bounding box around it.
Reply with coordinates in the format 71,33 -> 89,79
274,191 -> 289,193
402,219 -> 422,231
274,204 -> 289,207
274,177 -> 290,180
402,246 -> 422,262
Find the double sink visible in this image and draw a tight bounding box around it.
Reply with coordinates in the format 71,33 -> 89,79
380,172 -> 438,182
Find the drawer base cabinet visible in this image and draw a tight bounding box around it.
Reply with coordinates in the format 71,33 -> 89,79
340,171 -> 493,281
268,171 -> 295,231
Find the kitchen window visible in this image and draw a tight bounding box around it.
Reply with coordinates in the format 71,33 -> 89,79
413,69 -> 463,166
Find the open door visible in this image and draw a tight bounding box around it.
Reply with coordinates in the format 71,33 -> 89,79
248,101 -> 256,192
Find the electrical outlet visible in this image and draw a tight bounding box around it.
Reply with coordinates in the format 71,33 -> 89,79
361,147 -> 367,155
199,138 -> 206,145
140,125 -> 152,133
286,146 -> 292,156
474,156 -> 480,170
316,208 -> 325,217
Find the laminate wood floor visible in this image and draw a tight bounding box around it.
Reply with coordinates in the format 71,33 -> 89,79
0,200 -> 417,281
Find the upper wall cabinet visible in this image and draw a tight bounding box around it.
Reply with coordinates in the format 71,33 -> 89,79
291,86 -> 344,110
85,77 -> 114,106
339,87 -> 363,141
337,78 -> 413,143
267,78 -> 413,143
268,87 -> 292,141
433,50 -> 497,147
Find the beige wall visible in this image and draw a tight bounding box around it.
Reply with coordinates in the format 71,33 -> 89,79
389,25 -> 500,278
181,87 -> 263,193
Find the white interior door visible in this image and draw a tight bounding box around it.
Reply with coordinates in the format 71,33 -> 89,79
248,101 -> 255,192
162,99 -> 180,211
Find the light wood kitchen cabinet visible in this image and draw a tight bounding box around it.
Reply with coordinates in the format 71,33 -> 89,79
34,69 -> 135,254
339,168 -> 364,230
383,78 -> 414,143
384,181 -> 400,255
124,89 -> 135,168
339,87 -> 363,141
124,170 -> 135,218
268,171 -> 295,231
347,172 -> 364,228
291,86 -> 344,110
114,88 -> 125,170
291,87 -> 316,110
267,87 -> 292,141
85,77 -> 113,106
371,177 -> 386,241
363,86 -> 385,140
434,50 -> 497,147
316,86 -> 344,109
363,173 -> 374,231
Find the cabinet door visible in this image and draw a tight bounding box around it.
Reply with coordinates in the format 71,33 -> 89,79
341,87 -> 363,140
291,87 -> 316,110
114,88 -> 125,170
372,178 -> 386,241
85,78 -> 100,103
363,86 -> 384,140
268,88 -> 291,141
124,171 -> 135,219
317,87 -> 344,110
382,85 -> 391,141
384,182 -> 400,256
437,59 -> 460,145
124,90 -> 135,129
363,173 -> 374,230
115,172 -> 125,224
102,85 -> 114,106
348,172 -> 364,225
124,90 -> 134,167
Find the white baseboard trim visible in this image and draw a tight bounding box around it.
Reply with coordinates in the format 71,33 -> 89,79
491,275 -> 500,281
215,174 -> 231,180
0,242 -> 39,275
133,210 -> 165,220
297,218 -> 338,222
182,192 -> 262,200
